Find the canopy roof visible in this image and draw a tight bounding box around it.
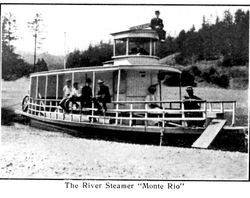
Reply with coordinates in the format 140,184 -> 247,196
111,29 -> 159,40
30,64 -> 181,77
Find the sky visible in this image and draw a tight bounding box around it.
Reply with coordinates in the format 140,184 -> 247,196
2,4 -> 249,56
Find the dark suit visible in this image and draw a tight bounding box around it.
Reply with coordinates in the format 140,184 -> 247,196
94,84 -> 111,112
183,94 -> 203,127
81,85 -> 92,108
130,47 -> 149,55
150,17 -> 166,40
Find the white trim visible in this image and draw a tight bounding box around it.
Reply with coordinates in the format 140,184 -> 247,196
30,64 -> 181,78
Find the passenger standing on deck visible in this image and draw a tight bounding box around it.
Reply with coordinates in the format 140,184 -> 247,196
183,86 -> 203,127
150,10 -> 166,42
145,84 -> 162,126
81,78 -> 93,108
94,80 -> 111,114
59,79 -> 72,112
145,84 -> 161,110
184,86 -> 202,109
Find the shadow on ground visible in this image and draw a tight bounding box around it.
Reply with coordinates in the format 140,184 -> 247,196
1,107 -> 29,126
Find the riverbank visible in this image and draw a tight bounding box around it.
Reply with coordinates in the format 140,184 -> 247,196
0,123 -> 248,179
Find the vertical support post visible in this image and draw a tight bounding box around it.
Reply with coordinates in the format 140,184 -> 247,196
35,76 -> 39,99
159,128 -> 164,147
153,41 -> 156,56
35,76 -> 39,114
50,101 -> 52,118
56,74 -> 59,117
71,72 -> 75,113
162,108 -> 165,127
232,102 -> 236,126
145,103 -> 148,127
149,39 -> 152,56
208,102 -> 212,112
91,71 -> 96,123
115,69 -> 121,125
56,74 -> 59,100
117,69 -> 121,102
126,38 -> 129,55
203,101 -> 207,120
113,39 -> 116,57
28,77 -> 33,113
44,75 -> 48,115
179,74 -> 182,101
220,102 -> 224,113
181,101 -> 186,127
158,73 -> 162,108
72,72 -> 74,85
129,104 -> 133,126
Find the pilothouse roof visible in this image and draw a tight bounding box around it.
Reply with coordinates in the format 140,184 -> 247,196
111,28 -> 159,40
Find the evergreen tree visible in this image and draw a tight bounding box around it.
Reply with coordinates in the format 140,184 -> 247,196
35,58 -> 48,72
27,13 -> 45,67
2,13 -> 32,80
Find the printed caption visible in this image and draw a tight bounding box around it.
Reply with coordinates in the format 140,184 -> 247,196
64,181 -> 184,190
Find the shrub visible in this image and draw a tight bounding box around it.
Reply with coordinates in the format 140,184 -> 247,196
181,70 -> 196,86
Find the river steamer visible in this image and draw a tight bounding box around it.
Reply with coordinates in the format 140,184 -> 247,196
17,25 -> 245,148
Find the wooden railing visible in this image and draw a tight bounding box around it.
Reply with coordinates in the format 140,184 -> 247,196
27,97 -> 236,127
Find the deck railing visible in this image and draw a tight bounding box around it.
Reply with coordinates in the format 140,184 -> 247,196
27,97 -> 236,127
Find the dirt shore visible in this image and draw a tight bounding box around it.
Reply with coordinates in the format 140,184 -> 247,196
1,78 -> 248,179
0,123 -> 248,179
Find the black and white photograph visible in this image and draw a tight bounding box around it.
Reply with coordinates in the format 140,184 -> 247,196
0,1 -> 249,194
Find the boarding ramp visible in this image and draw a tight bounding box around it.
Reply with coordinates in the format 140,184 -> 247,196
192,119 -> 227,148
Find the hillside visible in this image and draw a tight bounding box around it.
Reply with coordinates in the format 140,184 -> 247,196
17,51 -> 64,70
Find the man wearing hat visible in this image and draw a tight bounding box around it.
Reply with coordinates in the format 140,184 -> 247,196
150,10 -> 166,41
184,86 -> 201,101
81,78 -> 93,108
184,86 -> 203,126
94,80 -> 111,113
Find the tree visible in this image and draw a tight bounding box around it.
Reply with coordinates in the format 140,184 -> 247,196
27,13 -> 45,69
1,12 -> 18,49
35,58 -> 48,72
2,13 -> 32,80
66,41 -> 113,68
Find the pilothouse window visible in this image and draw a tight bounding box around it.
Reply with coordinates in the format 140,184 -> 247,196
114,37 -> 156,56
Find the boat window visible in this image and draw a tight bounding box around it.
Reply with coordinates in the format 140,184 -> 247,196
30,76 -> 37,98
37,76 -> 46,99
115,39 -> 126,56
47,75 -> 57,99
129,38 -> 150,56
57,73 -> 72,99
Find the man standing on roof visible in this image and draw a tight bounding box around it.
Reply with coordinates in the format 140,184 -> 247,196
150,10 -> 166,42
